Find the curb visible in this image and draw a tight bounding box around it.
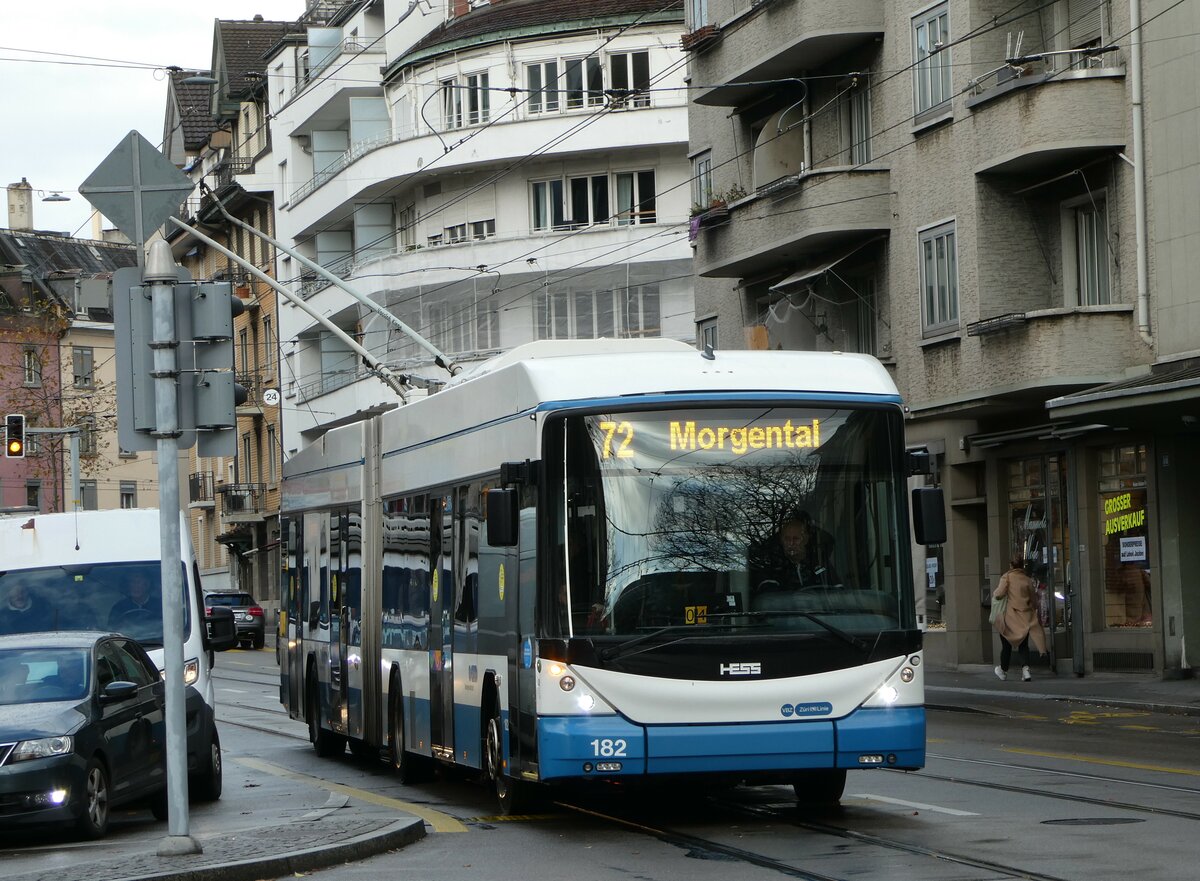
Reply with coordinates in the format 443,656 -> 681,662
110,818 -> 426,881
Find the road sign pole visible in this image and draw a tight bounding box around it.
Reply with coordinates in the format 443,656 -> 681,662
146,240 -> 200,856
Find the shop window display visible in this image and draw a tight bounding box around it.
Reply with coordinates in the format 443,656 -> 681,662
1099,444 -> 1152,628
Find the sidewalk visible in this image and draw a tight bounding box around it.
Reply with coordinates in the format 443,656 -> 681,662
926,664 -> 1200,717
0,772 -> 424,881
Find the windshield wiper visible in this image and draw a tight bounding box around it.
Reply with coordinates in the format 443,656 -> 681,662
740,610 -> 870,652
598,616 -> 771,662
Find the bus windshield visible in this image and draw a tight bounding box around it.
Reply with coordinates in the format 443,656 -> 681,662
0,561 -> 191,646
546,406 -> 912,641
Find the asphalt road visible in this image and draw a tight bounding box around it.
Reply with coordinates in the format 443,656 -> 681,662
203,649 -> 1200,881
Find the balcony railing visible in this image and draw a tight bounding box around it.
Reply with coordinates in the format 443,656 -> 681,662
298,255 -> 355,298
217,483 -> 265,517
212,157 -> 253,190
188,471 -> 215,504
289,133 -> 392,205
296,366 -> 373,403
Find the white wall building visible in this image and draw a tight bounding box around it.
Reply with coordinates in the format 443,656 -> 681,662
267,0 -> 693,453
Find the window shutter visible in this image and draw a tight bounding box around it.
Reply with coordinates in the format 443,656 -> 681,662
1068,0 -> 1105,48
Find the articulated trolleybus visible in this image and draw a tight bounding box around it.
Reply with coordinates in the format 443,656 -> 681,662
280,339 -> 945,812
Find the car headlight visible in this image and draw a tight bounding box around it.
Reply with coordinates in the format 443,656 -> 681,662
11,736 -> 73,762
184,657 -> 200,686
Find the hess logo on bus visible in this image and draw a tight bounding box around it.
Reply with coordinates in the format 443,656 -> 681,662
720,662 -> 762,676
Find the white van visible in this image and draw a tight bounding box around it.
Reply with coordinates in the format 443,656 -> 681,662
0,508 -> 236,800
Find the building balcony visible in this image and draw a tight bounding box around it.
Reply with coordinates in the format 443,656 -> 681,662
696,167 -> 891,279
693,0 -> 883,107
235,371 -> 266,417
283,42 -> 386,134
188,471 -> 214,509
281,101 -> 688,233
966,68 -> 1126,175
217,482 -> 266,524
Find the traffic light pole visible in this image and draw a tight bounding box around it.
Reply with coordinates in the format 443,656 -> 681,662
145,240 -> 200,856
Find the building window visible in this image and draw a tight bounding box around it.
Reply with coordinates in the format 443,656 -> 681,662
80,479 -> 98,511
442,72 -> 489,130
79,414 -> 98,456
424,295 -> 499,354
854,277 -> 878,355
242,433 -> 252,483
531,179 -> 567,231
698,317 -> 718,351
912,3 -> 951,116
615,170 -> 656,225
120,481 -> 137,509
119,446 -> 137,459
568,174 -> 610,227
527,60 -> 561,113
609,51 -> 651,108
25,480 -> 41,510
536,285 -> 660,340
692,151 -> 713,210
1076,199 -> 1111,305
564,57 -> 604,109
73,346 -> 95,388
688,0 -> 708,29
844,80 -> 873,164
262,315 -> 275,380
471,219 -> 496,239
267,425 -> 278,484
1098,443 -> 1152,628
919,221 -> 958,335
398,205 -> 416,249
444,223 -> 468,244
23,347 -> 41,386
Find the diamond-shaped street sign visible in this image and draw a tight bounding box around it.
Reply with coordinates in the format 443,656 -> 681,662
79,131 -> 193,245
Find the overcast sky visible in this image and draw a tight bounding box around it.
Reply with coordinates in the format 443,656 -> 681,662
1,2 -> 303,239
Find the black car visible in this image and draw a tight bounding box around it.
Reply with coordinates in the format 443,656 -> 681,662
204,592 -> 266,649
0,632 -> 167,839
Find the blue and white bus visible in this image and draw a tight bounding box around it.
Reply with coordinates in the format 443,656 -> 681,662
279,340 -> 944,812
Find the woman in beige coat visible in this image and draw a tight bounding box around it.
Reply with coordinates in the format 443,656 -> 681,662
992,556 -> 1047,681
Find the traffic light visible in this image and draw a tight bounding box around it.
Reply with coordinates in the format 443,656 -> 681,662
5,414 -> 25,458
190,282 -> 246,458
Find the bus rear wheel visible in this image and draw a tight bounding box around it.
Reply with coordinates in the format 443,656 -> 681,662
389,677 -> 431,783
485,710 -> 537,815
793,769 -> 846,806
307,676 -> 345,758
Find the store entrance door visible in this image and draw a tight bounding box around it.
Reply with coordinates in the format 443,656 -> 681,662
1005,454 -> 1072,670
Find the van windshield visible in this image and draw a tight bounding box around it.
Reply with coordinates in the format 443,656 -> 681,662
0,561 -> 191,646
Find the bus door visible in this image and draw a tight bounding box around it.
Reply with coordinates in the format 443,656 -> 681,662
452,486 -> 481,767
343,510 -> 365,740
282,517 -> 304,716
429,494 -> 455,760
328,511 -> 347,734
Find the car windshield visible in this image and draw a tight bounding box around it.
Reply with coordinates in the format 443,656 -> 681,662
0,647 -> 92,705
544,406 -> 912,641
207,594 -> 254,607
0,561 -> 190,646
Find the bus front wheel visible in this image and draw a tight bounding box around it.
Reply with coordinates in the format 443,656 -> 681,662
485,709 -> 537,815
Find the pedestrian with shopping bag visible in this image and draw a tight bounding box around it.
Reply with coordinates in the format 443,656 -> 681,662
991,555 -> 1047,681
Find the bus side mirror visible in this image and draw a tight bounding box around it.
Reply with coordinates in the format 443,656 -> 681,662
486,488 -> 519,547
206,606 -> 238,652
911,486 -> 946,546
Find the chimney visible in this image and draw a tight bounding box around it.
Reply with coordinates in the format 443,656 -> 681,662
7,177 -> 34,231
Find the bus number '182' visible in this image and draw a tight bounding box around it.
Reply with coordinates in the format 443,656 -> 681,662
590,738 -> 627,757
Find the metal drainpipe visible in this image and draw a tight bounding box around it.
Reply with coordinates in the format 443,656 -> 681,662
1131,0 -> 1152,346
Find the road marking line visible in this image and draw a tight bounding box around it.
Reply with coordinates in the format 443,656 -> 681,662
1002,747 -> 1200,777
235,756 -> 468,832
846,794 -> 978,816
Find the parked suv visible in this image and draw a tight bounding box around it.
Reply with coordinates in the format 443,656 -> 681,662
204,592 -> 265,650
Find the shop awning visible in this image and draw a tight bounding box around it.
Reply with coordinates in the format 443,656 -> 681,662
1046,359 -> 1200,422
769,236 -> 883,293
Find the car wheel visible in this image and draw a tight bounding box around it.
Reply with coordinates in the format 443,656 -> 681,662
388,676 -> 432,783
75,757 -> 110,839
252,631 -> 265,650
149,786 -> 169,821
793,769 -> 846,806
308,676 -> 344,757
191,726 -> 223,802
485,706 -> 538,815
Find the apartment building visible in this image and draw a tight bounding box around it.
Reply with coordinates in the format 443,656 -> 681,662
267,0 -> 694,452
685,0 -> 1200,676
163,19 -> 293,603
